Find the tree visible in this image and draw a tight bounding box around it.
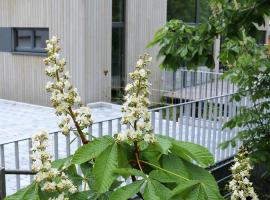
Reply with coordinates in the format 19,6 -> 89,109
148,0 -> 270,170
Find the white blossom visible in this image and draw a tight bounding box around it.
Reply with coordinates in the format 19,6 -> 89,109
116,54 -> 155,144
31,131 -> 77,199
229,146 -> 258,200
44,37 -> 93,137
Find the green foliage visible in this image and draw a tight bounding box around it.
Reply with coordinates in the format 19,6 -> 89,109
71,136 -> 114,165
93,143 -> 118,194
147,19 -> 216,70
109,180 -> 144,200
149,0 -> 270,171
7,134 -> 222,200
148,0 -> 270,70
5,183 -> 40,200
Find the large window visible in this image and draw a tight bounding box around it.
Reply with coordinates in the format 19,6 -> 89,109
167,0 -> 210,23
112,0 -> 125,100
13,28 -> 49,55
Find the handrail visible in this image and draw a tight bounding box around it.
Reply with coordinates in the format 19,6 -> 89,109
0,92 -> 238,146
150,92 -> 236,112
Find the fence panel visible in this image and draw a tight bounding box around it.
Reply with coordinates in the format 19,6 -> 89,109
0,93 -> 253,195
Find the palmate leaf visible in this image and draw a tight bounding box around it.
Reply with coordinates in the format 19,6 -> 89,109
143,179 -> 171,200
109,180 -> 145,200
93,143 -> 118,194
114,168 -> 146,178
51,155 -> 73,170
183,161 -> 220,195
5,183 -> 40,200
65,164 -> 83,187
168,163 -> 223,200
170,180 -> 200,198
80,162 -> 95,189
171,140 -> 214,167
71,136 -> 114,165
69,191 -> 96,200
161,154 -> 190,181
170,181 -> 222,200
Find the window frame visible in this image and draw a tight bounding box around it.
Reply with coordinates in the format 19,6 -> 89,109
112,0 -> 126,90
167,0 -> 210,24
12,27 -> 49,56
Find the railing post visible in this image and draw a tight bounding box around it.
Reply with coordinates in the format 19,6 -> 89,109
0,167 -> 6,199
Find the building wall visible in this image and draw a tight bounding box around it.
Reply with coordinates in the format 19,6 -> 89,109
0,0 -> 167,106
125,0 -> 167,103
0,0 -> 111,106
84,0 -> 112,103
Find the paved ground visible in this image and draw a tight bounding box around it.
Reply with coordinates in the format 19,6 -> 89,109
0,99 -> 122,144
0,99 -> 122,195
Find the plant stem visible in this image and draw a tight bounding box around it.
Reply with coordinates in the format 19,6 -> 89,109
134,141 -> 143,171
55,66 -> 89,145
68,107 -> 89,144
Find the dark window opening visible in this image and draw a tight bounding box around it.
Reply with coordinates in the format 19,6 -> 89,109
112,0 -> 125,103
13,28 -> 49,55
167,0 -> 210,23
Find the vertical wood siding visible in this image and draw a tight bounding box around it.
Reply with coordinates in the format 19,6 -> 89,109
125,0 -> 167,103
0,0 -> 111,106
84,0 -> 112,103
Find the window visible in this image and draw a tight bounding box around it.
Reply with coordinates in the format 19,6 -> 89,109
13,28 -> 49,54
112,0 -> 125,98
167,0 -> 210,23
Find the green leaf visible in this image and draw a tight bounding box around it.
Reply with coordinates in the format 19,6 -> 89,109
143,179 -> 171,200
5,183 -> 40,200
117,144 -> 130,169
155,135 -> 172,155
69,191 -> 96,200
170,180 -> 200,198
113,168 -> 146,178
171,141 -> 214,167
109,180 -> 145,200
93,143 -> 118,194
161,154 -> 190,181
65,164 -> 83,187
71,136 -> 114,165
52,156 -> 73,170
181,161 -> 223,199
80,162 -> 94,189
149,170 -> 178,183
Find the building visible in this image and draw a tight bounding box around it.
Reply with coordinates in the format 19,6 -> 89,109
2,0 -> 265,106
0,0 -> 168,106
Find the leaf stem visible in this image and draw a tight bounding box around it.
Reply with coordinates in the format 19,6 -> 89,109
139,160 -> 190,181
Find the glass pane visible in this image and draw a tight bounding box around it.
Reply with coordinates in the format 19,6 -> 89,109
167,0 -> 196,23
16,30 -> 32,49
113,0 -> 124,22
34,30 -> 48,50
112,28 -> 124,90
199,0 -> 211,23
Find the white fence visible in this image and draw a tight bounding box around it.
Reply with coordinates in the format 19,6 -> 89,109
0,93 -> 252,195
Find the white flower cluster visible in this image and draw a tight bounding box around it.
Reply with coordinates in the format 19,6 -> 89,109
44,37 -> 92,136
32,131 -> 77,200
116,54 -> 156,143
229,146 -> 258,200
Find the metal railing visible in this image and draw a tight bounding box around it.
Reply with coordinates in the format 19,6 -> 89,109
0,92 -> 251,196
162,69 -> 236,101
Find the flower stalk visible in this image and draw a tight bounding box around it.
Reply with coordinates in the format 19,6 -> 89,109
32,131 -> 77,200
229,146 -> 258,200
44,37 -> 93,144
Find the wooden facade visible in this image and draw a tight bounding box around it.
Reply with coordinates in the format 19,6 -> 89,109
0,0 -> 166,106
